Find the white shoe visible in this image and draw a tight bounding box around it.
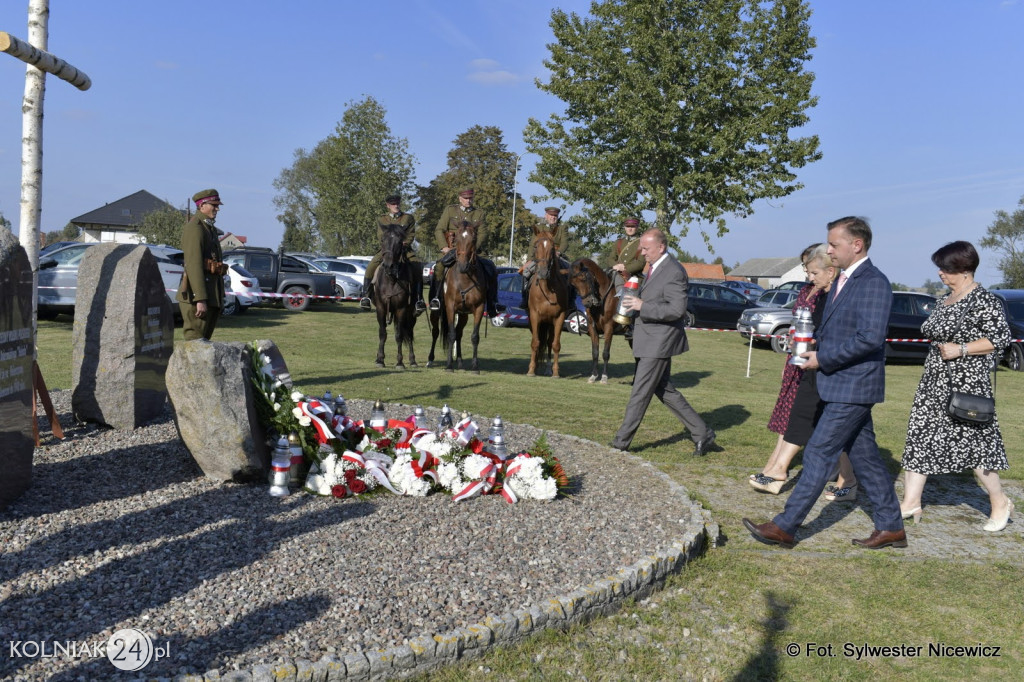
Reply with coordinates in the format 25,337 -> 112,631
983,498 -> 1014,532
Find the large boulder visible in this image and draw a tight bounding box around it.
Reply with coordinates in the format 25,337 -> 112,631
71,244 -> 174,428
0,228 -> 34,510
166,340 -> 274,481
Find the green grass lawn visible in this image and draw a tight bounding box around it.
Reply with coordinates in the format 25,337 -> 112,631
34,303 -> 1024,680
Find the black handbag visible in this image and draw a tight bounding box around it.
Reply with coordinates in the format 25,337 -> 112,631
944,301 -> 997,425
947,390 -> 994,424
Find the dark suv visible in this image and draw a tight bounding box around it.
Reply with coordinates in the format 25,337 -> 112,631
993,290 -> 1024,371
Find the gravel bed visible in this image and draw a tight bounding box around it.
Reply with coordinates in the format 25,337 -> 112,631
1,392 -> 699,680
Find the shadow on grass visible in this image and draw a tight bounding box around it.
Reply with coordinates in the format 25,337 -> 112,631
731,590 -> 791,681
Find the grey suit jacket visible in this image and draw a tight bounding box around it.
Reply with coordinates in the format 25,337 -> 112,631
632,254 -> 689,359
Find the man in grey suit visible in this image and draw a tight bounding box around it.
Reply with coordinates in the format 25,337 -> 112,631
743,216 -> 906,550
609,229 -> 716,456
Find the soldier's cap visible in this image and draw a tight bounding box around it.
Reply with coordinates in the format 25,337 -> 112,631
624,218 -> 640,227
385,194 -> 401,205
458,188 -> 474,198
193,189 -> 223,207
544,207 -> 560,216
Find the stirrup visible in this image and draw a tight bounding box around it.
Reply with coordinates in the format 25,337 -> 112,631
429,298 -> 441,311
415,300 -> 427,315
359,297 -> 372,310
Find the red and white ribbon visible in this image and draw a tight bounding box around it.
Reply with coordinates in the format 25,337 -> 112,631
498,454 -> 535,504
340,449 -> 401,495
298,400 -> 334,443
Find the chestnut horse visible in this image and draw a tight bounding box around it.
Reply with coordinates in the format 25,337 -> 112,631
373,225 -> 417,369
526,228 -> 569,377
427,222 -> 486,373
569,258 -> 622,383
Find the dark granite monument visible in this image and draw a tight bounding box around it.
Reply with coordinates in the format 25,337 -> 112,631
0,228 -> 35,510
71,244 -> 174,429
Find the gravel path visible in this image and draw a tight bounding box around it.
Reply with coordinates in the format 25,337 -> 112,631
0,393 -> 698,681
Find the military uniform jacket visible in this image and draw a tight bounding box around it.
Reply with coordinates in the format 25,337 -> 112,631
378,211 -> 417,254
615,236 -> 645,277
435,204 -> 487,253
543,222 -> 569,253
177,212 -> 225,306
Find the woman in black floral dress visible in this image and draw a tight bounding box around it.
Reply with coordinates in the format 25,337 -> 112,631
899,241 -> 1015,532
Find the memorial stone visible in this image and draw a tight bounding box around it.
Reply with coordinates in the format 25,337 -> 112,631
71,244 -> 174,429
166,340 -> 279,481
0,228 -> 35,510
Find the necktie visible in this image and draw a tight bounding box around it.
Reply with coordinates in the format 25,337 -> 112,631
833,272 -> 848,301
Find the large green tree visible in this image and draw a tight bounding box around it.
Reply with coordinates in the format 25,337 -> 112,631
417,125 -> 540,265
980,194 -> 1024,288
524,0 -> 820,249
273,96 -> 416,256
136,205 -> 187,248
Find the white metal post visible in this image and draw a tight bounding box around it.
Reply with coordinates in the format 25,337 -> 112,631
508,153 -> 522,267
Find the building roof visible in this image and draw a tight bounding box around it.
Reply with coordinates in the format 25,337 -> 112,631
729,257 -> 802,278
682,263 -> 726,281
70,190 -> 178,230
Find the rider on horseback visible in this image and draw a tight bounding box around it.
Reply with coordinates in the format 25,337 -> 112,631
360,194 -> 426,314
520,207 -> 570,309
428,188 -> 499,318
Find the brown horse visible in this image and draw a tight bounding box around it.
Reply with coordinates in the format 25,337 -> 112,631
373,225 -> 417,369
427,222 -> 486,373
569,258 -> 622,384
526,228 -> 569,377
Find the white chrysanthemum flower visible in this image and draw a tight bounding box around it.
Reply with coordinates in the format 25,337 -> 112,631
292,406 -> 304,419
273,402 -> 281,411
463,454 -> 492,481
291,391 -> 304,402
298,415 -> 311,427
305,473 -> 324,493
531,476 -> 558,500
437,462 -> 463,491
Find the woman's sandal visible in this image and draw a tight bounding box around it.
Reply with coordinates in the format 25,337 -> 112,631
824,482 -> 858,502
749,473 -> 786,494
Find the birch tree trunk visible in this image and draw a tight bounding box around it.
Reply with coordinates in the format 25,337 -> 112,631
19,0 -> 48,329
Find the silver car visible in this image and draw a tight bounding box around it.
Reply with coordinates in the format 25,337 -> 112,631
737,302 -> 797,354
37,243 -> 184,318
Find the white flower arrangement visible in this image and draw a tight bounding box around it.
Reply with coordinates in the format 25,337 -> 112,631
504,456 -> 558,501
387,453 -> 434,496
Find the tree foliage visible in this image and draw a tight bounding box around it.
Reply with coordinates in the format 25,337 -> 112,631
979,194 -> 1024,289
524,0 -> 820,250
42,221 -> 81,246
273,96 -> 416,256
417,125 -> 540,264
136,205 -> 187,249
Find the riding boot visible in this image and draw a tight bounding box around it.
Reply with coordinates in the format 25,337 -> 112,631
519,275 -> 531,310
428,273 -> 441,311
359,280 -> 373,310
414,281 -> 426,315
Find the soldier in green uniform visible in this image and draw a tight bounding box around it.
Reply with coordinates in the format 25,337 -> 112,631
519,207 -> 570,309
428,188 -> 499,317
612,217 -> 645,342
360,194 -> 425,314
177,189 -> 227,341
612,217 -> 645,288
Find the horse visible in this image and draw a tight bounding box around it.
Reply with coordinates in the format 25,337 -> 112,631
569,258 -> 622,384
426,221 -> 486,373
526,228 -> 570,377
372,225 -> 418,369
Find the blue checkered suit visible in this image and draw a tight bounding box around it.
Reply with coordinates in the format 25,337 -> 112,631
773,258 -> 904,536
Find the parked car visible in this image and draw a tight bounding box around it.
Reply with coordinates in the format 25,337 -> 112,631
223,247 -> 336,311
39,240 -> 80,256
993,290 -> 1024,371
493,271 -> 589,333
774,280 -> 807,292
37,242 -> 184,318
222,263 -> 262,316
737,291 -> 937,360
720,279 -> 765,301
685,282 -> 758,328
755,289 -> 799,308
314,258 -> 365,299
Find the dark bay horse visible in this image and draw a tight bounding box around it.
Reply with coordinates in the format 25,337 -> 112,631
569,258 -> 621,383
427,222 -> 486,373
373,225 -> 417,369
526,228 -> 569,377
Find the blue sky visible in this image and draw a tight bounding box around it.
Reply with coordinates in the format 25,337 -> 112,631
1,0 -> 1022,287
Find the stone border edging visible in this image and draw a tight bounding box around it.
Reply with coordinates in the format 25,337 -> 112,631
170,432 -> 715,682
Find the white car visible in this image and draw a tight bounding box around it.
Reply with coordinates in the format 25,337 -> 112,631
222,263 -> 262,315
